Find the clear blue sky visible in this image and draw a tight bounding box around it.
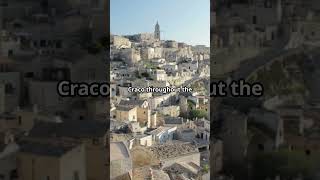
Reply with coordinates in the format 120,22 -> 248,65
111,0 -> 210,47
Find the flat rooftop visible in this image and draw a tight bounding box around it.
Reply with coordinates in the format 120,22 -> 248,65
148,141 -> 198,160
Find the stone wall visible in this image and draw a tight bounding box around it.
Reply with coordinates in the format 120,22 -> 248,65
161,152 -> 200,168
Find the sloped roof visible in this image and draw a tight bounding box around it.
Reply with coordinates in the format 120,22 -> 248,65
19,140 -> 77,157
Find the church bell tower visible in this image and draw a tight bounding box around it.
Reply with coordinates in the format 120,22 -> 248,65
154,21 -> 160,41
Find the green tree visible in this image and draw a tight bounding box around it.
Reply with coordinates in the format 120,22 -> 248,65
189,109 -> 207,119
203,164 -> 209,173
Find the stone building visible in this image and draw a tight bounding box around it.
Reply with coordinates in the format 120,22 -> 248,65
146,126 -> 177,144
157,105 -> 180,117
115,99 -> 151,127
150,69 -> 167,81
220,109 -> 248,164
29,80 -> 69,112
18,141 -> 86,180
225,0 -> 282,27
147,141 -> 201,168
140,47 -> 155,60
125,33 -> 154,43
194,118 -> 210,142
0,56 -> 21,113
116,48 -> 141,65
25,120 -> 108,180
148,92 -> 177,110
165,40 -> 178,48
178,60 -> 199,72
70,54 -> 107,82
0,108 -> 36,133
0,131 -> 19,180
211,138 -> 223,175
111,35 -> 131,49
248,108 -> 285,150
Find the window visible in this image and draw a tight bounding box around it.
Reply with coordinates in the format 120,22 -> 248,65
252,16 -> 257,24
8,49 -> 13,56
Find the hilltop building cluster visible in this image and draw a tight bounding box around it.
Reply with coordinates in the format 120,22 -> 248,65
110,22 -> 211,180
